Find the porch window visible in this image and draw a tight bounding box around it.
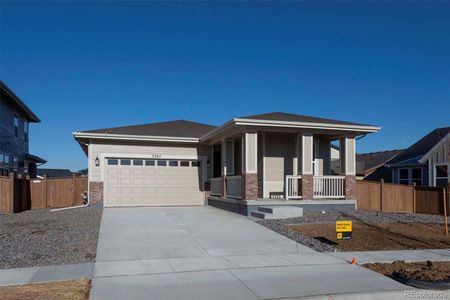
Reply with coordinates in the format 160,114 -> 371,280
435,164 -> 449,187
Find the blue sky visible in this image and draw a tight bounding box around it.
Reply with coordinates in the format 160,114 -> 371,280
1,1 -> 449,171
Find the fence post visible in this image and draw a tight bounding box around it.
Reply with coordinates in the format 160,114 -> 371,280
412,182 -> 416,213
380,179 -> 384,212
43,174 -> 48,208
72,174 -> 76,205
8,172 -> 15,213
443,187 -> 448,236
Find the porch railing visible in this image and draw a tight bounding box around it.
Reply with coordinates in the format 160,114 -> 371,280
209,177 -> 222,196
226,175 -> 242,199
313,176 -> 345,199
285,175 -> 302,200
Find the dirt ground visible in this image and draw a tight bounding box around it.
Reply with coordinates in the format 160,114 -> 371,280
0,278 -> 91,300
363,261 -> 450,289
288,222 -> 450,251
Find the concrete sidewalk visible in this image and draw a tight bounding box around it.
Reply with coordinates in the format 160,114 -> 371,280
0,263 -> 93,286
330,249 -> 450,264
89,206 -> 409,299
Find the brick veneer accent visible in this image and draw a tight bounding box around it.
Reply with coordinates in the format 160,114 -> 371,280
241,173 -> 258,200
89,181 -> 103,204
345,175 -> 356,200
301,174 -> 313,200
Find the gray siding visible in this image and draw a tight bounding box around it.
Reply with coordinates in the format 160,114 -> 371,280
0,92 -> 30,174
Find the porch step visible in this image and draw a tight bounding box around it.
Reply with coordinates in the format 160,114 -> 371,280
251,206 -> 304,219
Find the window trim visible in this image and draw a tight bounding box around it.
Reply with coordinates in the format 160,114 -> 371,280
434,163 -> 449,186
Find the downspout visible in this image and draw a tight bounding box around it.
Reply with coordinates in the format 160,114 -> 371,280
52,141 -> 90,212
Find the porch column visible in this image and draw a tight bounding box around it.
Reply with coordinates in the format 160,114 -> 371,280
340,136 -> 356,199
298,133 -> 314,199
221,140 -> 227,197
241,132 -> 258,200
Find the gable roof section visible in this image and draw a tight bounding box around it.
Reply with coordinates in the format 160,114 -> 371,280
79,120 -> 216,139
356,149 -> 404,174
0,80 -> 40,122
388,127 -> 450,167
239,112 -> 374,127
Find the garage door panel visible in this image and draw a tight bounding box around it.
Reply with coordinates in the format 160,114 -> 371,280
104,158 -> 204,207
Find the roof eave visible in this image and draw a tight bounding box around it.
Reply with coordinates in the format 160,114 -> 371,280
73,132 -> 200,143
0,81 -> 40,122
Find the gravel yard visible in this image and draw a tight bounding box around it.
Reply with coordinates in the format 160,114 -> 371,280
257,209 -> 450,252
0,206 -> 102,269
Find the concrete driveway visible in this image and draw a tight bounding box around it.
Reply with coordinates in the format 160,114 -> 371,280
90,206 -> 408,299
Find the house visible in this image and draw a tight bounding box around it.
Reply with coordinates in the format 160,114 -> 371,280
387,127 -> 450,187
73,112 -> 380,214
0,80 -> 46,177
37,168 -> 74,178
331,149 -> 403,182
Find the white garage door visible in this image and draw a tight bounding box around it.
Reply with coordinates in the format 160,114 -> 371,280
104,158 -> 205,207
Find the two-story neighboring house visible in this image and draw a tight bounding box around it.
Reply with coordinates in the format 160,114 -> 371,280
0,80 -> 46,177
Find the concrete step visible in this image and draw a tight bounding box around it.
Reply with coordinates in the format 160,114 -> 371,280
251,211 -> 269,219
253,206 -> 304,219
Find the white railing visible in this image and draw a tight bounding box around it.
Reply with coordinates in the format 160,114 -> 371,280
313,176 -> 345,199
209,177 -> 222,196
285,175 -> 302,200
226,175 -> 242,199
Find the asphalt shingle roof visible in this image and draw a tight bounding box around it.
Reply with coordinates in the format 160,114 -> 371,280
81,120 -> 216,138
388,127 -> 450,166
239,112 -> 374,127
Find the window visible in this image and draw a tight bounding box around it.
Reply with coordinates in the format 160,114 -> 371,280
399,169 -> 409,185
399,168 -> 422,186
133,159 -> 143,166
191,161 -> 200,167
24,121 -> 28,142
435,164 -> 449,187
169,160 -> 178,167
157,160 -> 167,167
14,115 -> 18,137
411,168 -> 422,186
145,160 -> 155,166
120,159 -> 131,165
180,161 -> 189,167
107,159 -> 119,165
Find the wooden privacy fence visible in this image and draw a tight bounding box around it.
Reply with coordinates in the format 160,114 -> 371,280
357,180 -> 449,215
0,174 -> 88,213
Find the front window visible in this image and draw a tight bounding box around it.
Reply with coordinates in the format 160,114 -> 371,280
411,168 -> 422,186
435,164 -> 449,187
399,169 -> 409,185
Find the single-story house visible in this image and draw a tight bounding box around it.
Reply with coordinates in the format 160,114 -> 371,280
387,127 -> 450,187
73,112 -> 380,213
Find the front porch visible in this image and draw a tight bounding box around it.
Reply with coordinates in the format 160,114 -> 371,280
207,130 -> 357,205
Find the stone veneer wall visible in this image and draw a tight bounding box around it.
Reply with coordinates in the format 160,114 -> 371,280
345,175 -> 356,200
241,173 -> 258,200
89,181 -> 103,204
301,174 -> 313,200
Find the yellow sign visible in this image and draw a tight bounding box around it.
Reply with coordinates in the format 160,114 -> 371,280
337,232 -> 343,239
336,221 -> 352,233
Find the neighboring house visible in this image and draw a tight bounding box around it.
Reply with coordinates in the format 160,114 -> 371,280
387,127 -> 450,187
37,168 -> 73,178
0,80 -> 46,177
77,168 -> 88,177
331,149 -> 403,182
74,112 -> 379,213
